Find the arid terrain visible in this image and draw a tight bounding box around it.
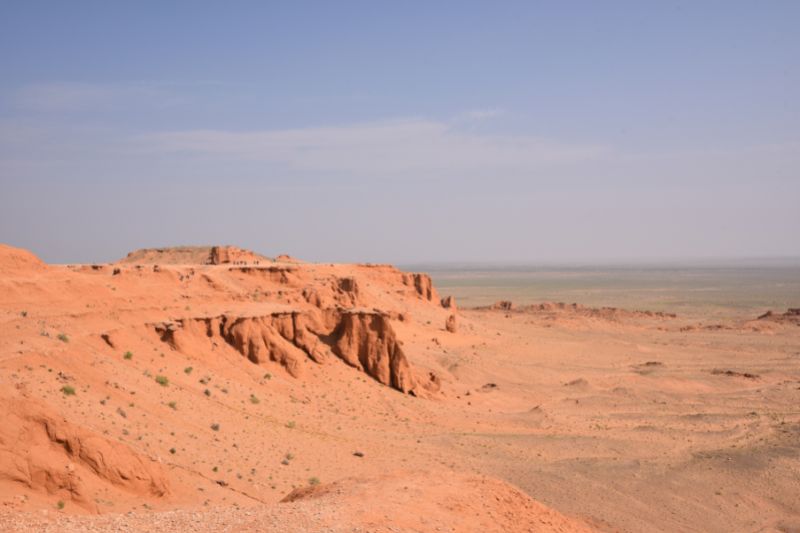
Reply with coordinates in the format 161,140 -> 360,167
1,243 -> 798,532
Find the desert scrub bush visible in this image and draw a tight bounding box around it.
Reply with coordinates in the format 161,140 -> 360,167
56,500 -> 65,510
155,375 -> 169,387
210,423 -> 220,431
309,477 -> 320,486
286,420 -> 296,429
204,388 -> 211,396
61,385 -> 76,396
169,447 -> 176,454
57,333 -> 69,343
20,310 -> 27,317
184,366 -> 193,375
249,394 -> 260,404
123,351 -> 133,360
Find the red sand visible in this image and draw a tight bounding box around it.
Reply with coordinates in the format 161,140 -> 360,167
1,244 -> 798,532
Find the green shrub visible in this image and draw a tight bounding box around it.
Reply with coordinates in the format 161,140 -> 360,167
123,351 -> 133,360
168,401 -> 177,410
155,375 -> 169,387
57,333 -> 69,343
61,385 -> 76,396
249,394 -> 260,404
309,477 -> 320,486
184,366 -> 193,375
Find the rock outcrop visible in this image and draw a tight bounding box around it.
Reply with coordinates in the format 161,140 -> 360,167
445,314 -> 457,333
403,273 -> 437,301
152,309 -> 421,394
330,312 -> 415,393
757,308 -> 800,326
119,245 -> 269,265
490,300 -> 514,311
209,245 -> 267,265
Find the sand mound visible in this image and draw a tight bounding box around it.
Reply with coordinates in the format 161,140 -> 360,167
0,388 -> 169,512
119,245 -> 270,265
0,244 -> 45,271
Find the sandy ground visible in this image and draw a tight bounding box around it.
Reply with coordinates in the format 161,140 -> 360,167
0,244 -> 798,532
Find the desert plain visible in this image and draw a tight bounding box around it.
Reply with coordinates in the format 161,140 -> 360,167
0,243 -> 798,532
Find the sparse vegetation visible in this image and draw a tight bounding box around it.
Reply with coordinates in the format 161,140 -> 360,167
169,447 -> 176,454
263,373 -> 272,380
56,500 -> 65,510
20,310 -> 27,317
57,333 -> 69,343
286,420 -> 296,429
249,394 -> 260,404
123,351 -> 133,360
210,423 -> 220,431
61,385 -> 76,396
168,401 -> 177,410
155,375 -> 169,386
204,388 -> 211,396
309,477 -> 320,486
184,366 -> 193,375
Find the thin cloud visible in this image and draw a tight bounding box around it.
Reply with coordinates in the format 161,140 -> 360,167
460,108 -> 505,120
141,118 -> 608,178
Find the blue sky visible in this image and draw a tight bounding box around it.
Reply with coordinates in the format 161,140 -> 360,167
1,1 -> 798,263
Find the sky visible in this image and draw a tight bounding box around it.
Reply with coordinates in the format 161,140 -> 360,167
1,1 -> 798,264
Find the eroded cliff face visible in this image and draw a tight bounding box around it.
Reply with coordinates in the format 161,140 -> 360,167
152,309 -> 421,394
330,312 -> 415,393
403,273 -> 437,301
0,389 -> 169,511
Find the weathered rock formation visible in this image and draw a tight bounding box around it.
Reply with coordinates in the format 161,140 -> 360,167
757,308 -> 800,326
209,245 -> 267,265
152,309 -> 421,394
330,312 -> 415,393
445,314 -> 457,333
119,245 -> 270,265
403,273 -> 437,301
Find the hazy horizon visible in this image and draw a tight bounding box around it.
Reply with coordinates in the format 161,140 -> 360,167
2,2 -> 799,264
